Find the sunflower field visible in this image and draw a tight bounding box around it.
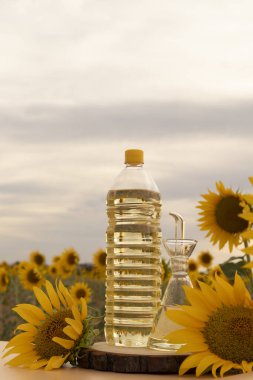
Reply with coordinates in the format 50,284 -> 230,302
0,248 -> 106,341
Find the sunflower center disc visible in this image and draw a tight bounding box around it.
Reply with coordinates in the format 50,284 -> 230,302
203,306 -> 253,363
76,288 -> 87,299
1,274 -> 7,286
215,196 -> 248,233
99,252 -> 106,266
27,269 -> 41,284
34,309 -> 73,359
188,262 -> 197,271
34,254 -> 44,266
199,252 -> 213,265
67,253 -> 77,265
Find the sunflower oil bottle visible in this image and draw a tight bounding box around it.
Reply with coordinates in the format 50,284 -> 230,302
105,149 -> 162,347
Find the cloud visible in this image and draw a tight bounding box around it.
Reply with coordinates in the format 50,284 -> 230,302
0,100 -> 252,263
1,1 -> 253,105
1,101 -> 253,143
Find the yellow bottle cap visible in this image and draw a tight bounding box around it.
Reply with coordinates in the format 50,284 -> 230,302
125,149 -> 144,165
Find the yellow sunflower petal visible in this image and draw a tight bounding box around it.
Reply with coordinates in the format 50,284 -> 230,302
243,194 -> 253,204
63,290 -> 75,309
177,342 -> 208,353
214,275 -> 235,305
33,286 -> 53,315
45,281 -> 61,310
183,286 -> 213,312
242,360 -> 253,373
212,360 -> 224,378
65,317 -> 83,334
71,304 -> 81,321
3,344 -> 34,358
240,212 -> 253,222
58,280 -> 68,296
216,181 -> 225,193
196,354 -> 221,377
45,354 -> 69,370
243,262 -> 253,269
56,281 -> 67,307
5,352 -> 37,367
181,305 -> 209,322
16,304 -> 46,320
80,297 -> 87,320
5,332 -> 34,349
30,359 -> 48,369
166,329 -> 205,345
58,280 -> 74,309
233,272 -> 251,304
63,325 -> 79,340
166,309 -> 203,329
15,323 -> 37,334
242,246 -> 253,255
52,337 -> 74,349
240,230 -> 253,240
197,281 -> 222,309
179,352 -> 207,376
220,362 -> 235,377
12,307 -> 41,326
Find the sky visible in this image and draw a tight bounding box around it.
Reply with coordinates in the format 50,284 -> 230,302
0,0 -> 252,265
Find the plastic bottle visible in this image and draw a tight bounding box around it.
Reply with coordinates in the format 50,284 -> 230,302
105,149 -> 162,347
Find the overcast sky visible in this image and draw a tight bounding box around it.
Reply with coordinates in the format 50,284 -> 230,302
0,0 -> 252,264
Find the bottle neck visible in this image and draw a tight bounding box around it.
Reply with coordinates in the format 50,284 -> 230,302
110,162 -> 159,192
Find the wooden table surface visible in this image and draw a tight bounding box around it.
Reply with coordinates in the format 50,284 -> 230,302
0,341 -> 252,380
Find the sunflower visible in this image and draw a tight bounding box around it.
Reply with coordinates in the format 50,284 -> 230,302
61,248 -> 79,270
188,259 -> 199,273
52,256 -> 60,263
165,273 -> 253,377
198,251 -> 213,268
29,251 -> 46,267
47,264 -> 59,279
197,181 -> 249,252
18,261 -> 30,271
93,248 -> 106,270
57,263 -> 74,279
70,282 -> 92,304
19,263 -> 44,290
0,261 -> 8,269
240,177 -> 253,266
3,280 -> 88,370
0,268 -> 9,292
9,264 -> 19,276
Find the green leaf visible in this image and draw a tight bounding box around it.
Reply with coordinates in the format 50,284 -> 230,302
69,315 -> 101,366
220,259 -> 250,280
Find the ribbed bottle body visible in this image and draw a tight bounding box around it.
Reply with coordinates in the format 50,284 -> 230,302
105,188 -> 161,347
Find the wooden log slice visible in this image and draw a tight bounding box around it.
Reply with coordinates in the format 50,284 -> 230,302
77,342 -> 189,374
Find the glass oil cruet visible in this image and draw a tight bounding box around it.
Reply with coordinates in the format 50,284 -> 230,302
148,212 -> 197,351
